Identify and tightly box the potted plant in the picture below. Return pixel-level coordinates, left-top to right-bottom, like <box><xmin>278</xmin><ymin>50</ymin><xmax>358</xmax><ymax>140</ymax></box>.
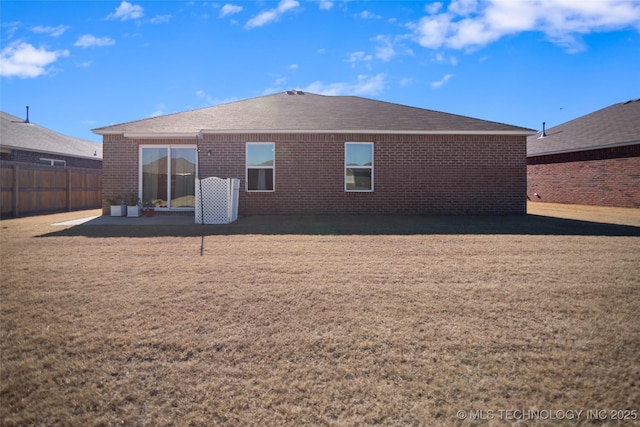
<box><xmin>127</xmin><ymin>197</ymin><xmax>142</xmax><ymax>217</ymax></box>
<box><xmin>142</xmin><ymin>201</ymin><xmax>155</xmax><ymax>217</ymax></box>
<box><xmin>107</xmin><ymin>196</ymin><xmax>126</xmax><ymax>217</ymax></box>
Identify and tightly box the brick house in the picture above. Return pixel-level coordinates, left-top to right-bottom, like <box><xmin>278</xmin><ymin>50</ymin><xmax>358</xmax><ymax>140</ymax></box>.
<box><xmin>527</xmin><ymin>99</ymin><xmax>640</xmax><ymax>208</ymax></box>
<box><xmin>93</xmin><ymin>91</ymin><xmax>533</xmax><ymax>216</ymax></box>
<box><xmin>1</xmin><ymin>110</ymin><xmax>102</xmax><ymax>169</ymax></box>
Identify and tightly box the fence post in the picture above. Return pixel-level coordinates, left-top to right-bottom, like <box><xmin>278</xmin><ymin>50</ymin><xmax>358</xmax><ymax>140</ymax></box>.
<box><xmin>12</xmin><ymin>164</ymin><xmax>19</xmax><ymax>218</ymax></box>
<box><xmin>66</xmin><ymin>168</ymin><xmax>72</xmax><ymax>212</ymax></box>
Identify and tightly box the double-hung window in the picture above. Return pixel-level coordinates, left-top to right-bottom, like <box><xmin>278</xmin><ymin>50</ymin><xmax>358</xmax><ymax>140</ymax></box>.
<box><xmin>345</xmin><ymin>142</ymin><xmax>373</xmax><ymax>192</ymax></box>
<box><xmin>246</xmin><ymin>143</ymin><xmax>275</xmax><ymax>191</ymax></box>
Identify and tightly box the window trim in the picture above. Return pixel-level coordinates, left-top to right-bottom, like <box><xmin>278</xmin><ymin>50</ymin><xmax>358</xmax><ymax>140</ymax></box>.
<box><xmin>246</xmin><ymin>142</ymin><xmax>275</xmax><ymax>192</ymax></box>
<box><xmin>345</xmin><ymin>142</ymin><xmax>374</xmax><ymax>192</ymax></box>
<box><xmin>139</xmin><ymin>144</ymin><xmax>198</xmax><ymax>211</ymax></box>
<box><xmin>38</xmin><ymin>158</ymin><xmax>66</xmax><ymax>167</ymax></box>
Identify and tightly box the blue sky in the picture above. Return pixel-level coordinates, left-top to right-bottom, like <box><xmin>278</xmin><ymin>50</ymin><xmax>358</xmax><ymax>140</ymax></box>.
<box><xmin>1</xmin><ymin>0</ymin><xmax>639</xmax><ymax>143</ymax></box>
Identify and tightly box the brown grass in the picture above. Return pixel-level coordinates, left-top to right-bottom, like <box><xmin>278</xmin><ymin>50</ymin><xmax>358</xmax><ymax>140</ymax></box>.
<box><xmin>1</xmin><ymin>208</ymin><xmax>639</xmax><ymax>426</ymax></box>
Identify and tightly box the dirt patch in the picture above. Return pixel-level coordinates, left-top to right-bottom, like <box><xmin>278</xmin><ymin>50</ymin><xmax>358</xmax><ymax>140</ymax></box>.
<box><xmin>1</xmin><ymin>207</ymin><xmax>639</xmax><ymax>426</ymax></box>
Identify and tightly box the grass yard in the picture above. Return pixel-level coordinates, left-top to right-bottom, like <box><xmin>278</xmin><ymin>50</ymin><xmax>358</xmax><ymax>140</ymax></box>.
<box><xmin>1</xmin><ymin>206</ymin><xmax>639</xmax><ymax>426</ymax></box>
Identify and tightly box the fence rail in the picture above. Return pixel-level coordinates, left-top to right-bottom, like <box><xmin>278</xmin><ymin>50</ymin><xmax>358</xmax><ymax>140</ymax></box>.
<box><xmin>0</xmin><ymin>161</ymin><xmax>102</xmax><ymax>218</ymax></box>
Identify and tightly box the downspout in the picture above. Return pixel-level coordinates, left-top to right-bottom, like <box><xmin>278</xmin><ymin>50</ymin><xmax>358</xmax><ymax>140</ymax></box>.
<box><xmin>196</xmin><ymin>133</ymin><xmax>205</xmax><ymax>256</ymax></box>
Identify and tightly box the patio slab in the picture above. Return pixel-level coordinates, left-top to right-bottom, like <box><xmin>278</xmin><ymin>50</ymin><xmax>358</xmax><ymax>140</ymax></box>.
<box><xmin>66</xmin><ymin>213</ymin><xmax>196</xmax><ymax>226</ymax></box>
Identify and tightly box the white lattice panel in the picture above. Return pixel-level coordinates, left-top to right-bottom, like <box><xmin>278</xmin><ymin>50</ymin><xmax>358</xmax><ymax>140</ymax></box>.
<box><xmin>195</xmin><ymin>177</ymin><xmax>239</xmax><ymax>224</ymax></box>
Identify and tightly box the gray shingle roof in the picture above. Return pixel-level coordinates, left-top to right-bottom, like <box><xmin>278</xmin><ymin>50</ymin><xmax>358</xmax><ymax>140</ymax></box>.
<box><xmin>93</xmin><ymin>92</ymin><xmax>534</xmax><ymax>135</ymax></box>
<box><xmin>1</xmin><ymin>111</ymin><xmax>102</xmax><ymax>160</ymax></box>
<box><xmin>527</xmin><ymin>98</ymin><xmax>640</xmax><ymax>157</ymax></box>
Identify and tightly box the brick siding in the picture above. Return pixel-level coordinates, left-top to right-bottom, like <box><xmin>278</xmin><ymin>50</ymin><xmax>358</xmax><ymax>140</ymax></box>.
<box><xmin>527</xmin><ymin>145</ymin><xmax>640</xmax><ymax>208</ymax></box>
<box><xmin>103</xmin><ymin>133</ymin><xmax>527</xmax><ymax>215</ymax></box>
<box><xmin>1</xmin><ymin>149</ymin><xmax>102</xmax><ymax>169</ymax></box>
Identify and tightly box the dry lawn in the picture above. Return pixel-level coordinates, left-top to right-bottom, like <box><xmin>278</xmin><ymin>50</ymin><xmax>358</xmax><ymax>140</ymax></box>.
<box><xmin>1</xmin><ymin>207</ymin><xmax>639</xmax><ymax>426</ymax></box>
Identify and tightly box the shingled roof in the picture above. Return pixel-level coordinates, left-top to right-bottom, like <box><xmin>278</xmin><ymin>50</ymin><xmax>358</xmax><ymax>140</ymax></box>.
<box><xmin>1</xmin><ymin>111</ymin><xmax>102</xmax><ymax>160</ymax></box>
<box><xmin>93</xmin><ymin>91</ymin><xmax>534</xmax><ymax>136</ymax></box>
<box><xmin>528</xmin><ymin>98</ymin><xmax>640</xmax><ymax>157</ymax></box>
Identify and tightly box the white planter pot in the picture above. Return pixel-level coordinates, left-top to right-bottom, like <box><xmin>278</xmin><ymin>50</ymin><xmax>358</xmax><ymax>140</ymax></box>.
<box><xmin>110</xmin><ymin>205</ymin><xmax>126</xmax><ymax>217</ymax></box>
<box><xmin>127</xmin><ymin>205</ymin><xmax>141</xmax><ymax>217</ymax></box>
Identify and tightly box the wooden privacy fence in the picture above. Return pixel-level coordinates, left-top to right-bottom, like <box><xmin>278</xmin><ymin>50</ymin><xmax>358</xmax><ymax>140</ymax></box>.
<box><xmin>0</xmin><ymin>161</ymin><xmax>102</xmax><ymax>218</ymax></box>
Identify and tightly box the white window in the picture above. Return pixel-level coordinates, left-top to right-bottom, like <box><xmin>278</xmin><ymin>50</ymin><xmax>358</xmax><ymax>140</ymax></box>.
<box><xmin>345</xmin><ymin>142</ymin><xmax>373</xmax><ymax>192</ymax></box>
<box><xmin>38</xmin><ymin>158</ymin><xmax>66</xmax><ymax>167</ymax></box>
<box><xmin>140</xmin><ymin>145</ymin><xmax>197</xmax><ymax>210</ymax></box>
<box><xmin>246</xmin><ymin>143</ymin><xmax>275</xmax><ymax>191</ymax></box>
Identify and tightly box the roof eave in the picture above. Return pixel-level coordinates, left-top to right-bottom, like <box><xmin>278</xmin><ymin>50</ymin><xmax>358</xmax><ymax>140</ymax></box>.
<box><xmin>201</xmin><ymin>129</ymin><xmax>536</xmax><ymax>136</ymax></box>
<box><xmin>96</xmin><ymin>129</ymin><xmax>535</xmax><ymax>138</ymax></box>
<box><xmin>527</xmin><ymin>140</ymin><xmax>640</xmax><ymax>157</ymax></box>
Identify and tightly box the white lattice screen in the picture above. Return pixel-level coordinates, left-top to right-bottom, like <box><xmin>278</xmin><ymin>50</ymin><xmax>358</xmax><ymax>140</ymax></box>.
<box><xmin>195</xmin><ymin>177</ymin><xmax>240</xmax><ymax>224</ymax></box>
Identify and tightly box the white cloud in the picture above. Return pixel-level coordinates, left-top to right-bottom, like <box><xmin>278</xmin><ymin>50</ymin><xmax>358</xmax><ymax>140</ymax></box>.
<box><xmin>413</xmin><ymin>13</ymin><xmax>452</xmax><ymax>49</ymax></box>
<box><xmin>107</xmin><ymin>1</ymin><xmax>144</xmax><ymax>21</ymax></box>
<box><xmin>74</xmin><ymin>34</ymin><xmax>116</xmax><ymax>48</ymax></box>
<box><xmin>2</xmin><ymin>21</ymin><xmax>21</xmax><ymax>40</ymax></box>
<box><xmin>433</xmin><ymin>52</ymin><xmax>458</xmax><ymax>65</ymax></box>
<box><xmin>196</xmin><ymin>90</ymin><xmax>216</xmax><ymax>105</ymax></box>
<box><xmin>345</xmin><ymin>51</ymin><xmax>372</xmax><ymax>68</ymax></box>
<box><xmin>220</xmin><ymin>4</ymin><xmax>243</xmax><ymax>18</ymax></box>
<box><xmin>150</xmin><ymin>15</ymin><xmax>172</xmax><ymax>24</ymax></box>
<box><xmin>150</xmin><ymin>103</ymin><xmax>166</xmax><ymax>117</ymax></box>
<box><xmin>318</xmin><ymin>0</ymin><xmax>333</xmax><ymax>10</ymax></box>
<box><xmin>289</xmin><ymin>63</ymin><xmax>299</xmax><ymax>70</ymax></box>
<box><xmin>303</xmin><ymin>73</ymin><xmax>387</xmax><ymax>96</ymax></box>
<box><xmin>413</xmin><ymin>0</ymin><xmax>640</xmax><ymax>52</ymax></box>
<box><xmin>0</xmin><ymin>42</ymin><xmax>69</xmax><ymax>78</ymax></box>
<box><xmin>425</xmin><ymin>2</ymin><xmax>443</xmax><ymax>14</ymax></box>
<box><xmin>245</xmin><ymin>0</ymin><xmax>300</xmax><ymax>29</ymax></box>
<box><xmin>431</xmin><ymin>73</ymin><xmax>454</xmax><ymax>88</ymax></box>
<box><xmin>373</xmin><ymin>35</ymin><xmax>396</xmax><ymax>61</ymax></box>
<box><xmin>31</xmin><ymin>25</ymin><xmax>70</xmax><ymax>37</ymax></box>
<box><xmin>359</xmin><ymin>11</ymin><xmax>381</xmax><ymax>20</ymax></box>
<box><xmin>449</xmin><ymin>0</ymin><xmax>478</xmax><ymax>16</ymax></box>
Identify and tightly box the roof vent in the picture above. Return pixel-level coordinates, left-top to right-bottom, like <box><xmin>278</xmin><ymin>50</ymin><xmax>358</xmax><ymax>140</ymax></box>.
<box><xmin>295</xmin><ymin>90</ymin><xmax>304</xmax><ymax>95</ymax></box>
<box><xmin>285</xmin><ymin>90</ymin><xmax>305</xmax><ymax>95</ymax></box>
<box><xmin>25</xmin><ymin>106</ymin><xmax>30</xmax><ymax>123</ymax></box>
<box><xmin>286</xmin><ymin>90</ymin><xmax>295</xmax><ymax>95</ymax></box>
<box><xmin>539</xmin><ymin>121</ymin><xmax>547</xmax><ymax>138</ymax></box>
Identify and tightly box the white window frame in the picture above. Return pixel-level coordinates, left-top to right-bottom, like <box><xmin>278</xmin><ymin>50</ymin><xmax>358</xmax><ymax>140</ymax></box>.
<box><xmin>246</xmin><ymin>142</ymin><xmax>275</xmax><ymax>192</ymax></box>
<box><xmin>345</xmin><ymin>142</ymin><xmax>374</xmax><ymax>192</ymax></box>
<box><xmin>139</xmin><ymin>144</ymin><xmax>198</xmax><ymax>211</ymax></box>
<box><xmin>38</xmin><ymin>158</ymin><xmax>66</xmax><ymax>167</ymax></box>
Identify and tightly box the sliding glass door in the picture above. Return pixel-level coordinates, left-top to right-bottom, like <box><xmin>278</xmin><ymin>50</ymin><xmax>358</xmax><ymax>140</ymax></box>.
<box><xmin>141</xmin><ymin>145</ymin><xmax>197</xmax><ymax>209</ymax></box>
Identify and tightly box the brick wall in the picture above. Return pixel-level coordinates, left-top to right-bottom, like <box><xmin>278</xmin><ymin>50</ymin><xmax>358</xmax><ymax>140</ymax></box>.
<box><xmin>1</xmin><ymin>149</ymin><xmax>102</xmax><ymax>169</ymax></box>
<box><xmin>103</xmin><ymin>133</ymin><xmax>527</xmax><ymax>215</ymax></box>
<box><xmin>527</xmin><ymin>145</ymin><xmax>640</xmax><ymax>208</ymax></box>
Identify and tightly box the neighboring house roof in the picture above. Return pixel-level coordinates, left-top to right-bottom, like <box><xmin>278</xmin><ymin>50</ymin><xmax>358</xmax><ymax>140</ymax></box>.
<box><xmin>1</xmin><ymin>111</ymin><xmax>103</xmax><ymax>160</ymax></box>
<box><xmin>93</xmin><ymin>91</ymin><xmax>534</xmax><ymax>137</ymax></box>
<box><xmin>528</xmin><ymin>98</ymin><xmax>640</xmax><ymax>157</ymax></box>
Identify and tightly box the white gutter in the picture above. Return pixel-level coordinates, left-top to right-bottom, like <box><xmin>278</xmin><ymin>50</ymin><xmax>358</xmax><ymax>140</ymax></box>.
<box><xmin>123</xmin><ymin>132</ymin><xmax>200</xmax><ymax>139</ymax></box>
<box><xmin>200</xmin><ymin>129</ymin><xmax>536</xmax><ymax>136</ymax></box>
<box><xmin>94</xmin><ymin>129</ymin><xmax>536</xmax><ymax>138</ymax></box>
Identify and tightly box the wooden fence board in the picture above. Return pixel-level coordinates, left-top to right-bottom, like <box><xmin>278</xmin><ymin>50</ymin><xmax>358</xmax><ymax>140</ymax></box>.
<box><xmin>0</xmin><ymin>161</ymin><xmax>102</xmax><ymax>218</ymax></box>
